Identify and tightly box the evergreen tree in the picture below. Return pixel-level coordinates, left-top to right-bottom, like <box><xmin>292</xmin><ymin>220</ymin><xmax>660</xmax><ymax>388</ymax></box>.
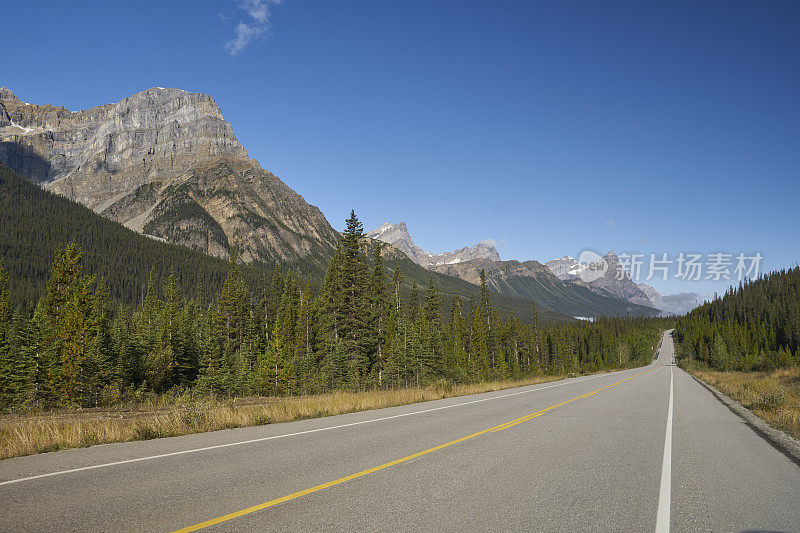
<box><xmin>447</xmin><ymin>295</ymin><xmax>469</xmax><ymax>380</ymax></box>
<box><xmin>421</xmin><ymin>275</ymin><xmax>444</xmax><ymax>380</ymax></box>
<box><xmin>472</xmin><ymin>305</ymin><xmax>490</xmax><ymax>381</ymax></box>
<box><xmin>337</xmin><ymin>211</ymin><xmax>372</xmax><ymax>389</ymax></box>
<box><xmin>369</xmin><ymin>243</ymin><xmax>389</xmax><ymax>386</ymax></box>
<box><xmin>294</xmin><ymin>283</ymin><xmax>314</xmax><ymax>394</ymax></box>
<box><xmin>675</xmin><ymin>266</ymin><xmax>800</xmax><ymax>371</ymax></box>
<box><xmin>198</xmin><ymin>308</ymin><xmax>230</xmax><ymax>396</ymax></box>
<box><xmin>10</xmin><ymin>311</ymin><xmax>46</xmax><ymax>409</ymax></box>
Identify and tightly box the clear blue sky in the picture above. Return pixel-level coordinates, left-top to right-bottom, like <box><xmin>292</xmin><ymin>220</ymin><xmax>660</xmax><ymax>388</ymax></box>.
<box><xmin>4</xmin><ymin>0</ymin><xmax>799</xmax><ymax>296</ymax></box>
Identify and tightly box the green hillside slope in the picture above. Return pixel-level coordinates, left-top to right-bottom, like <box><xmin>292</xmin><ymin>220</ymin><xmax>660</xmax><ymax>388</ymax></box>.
<box><xmin>0</xmin><ymin>161</ymin><xmax>272</xmax><ymax>308</ymax></box>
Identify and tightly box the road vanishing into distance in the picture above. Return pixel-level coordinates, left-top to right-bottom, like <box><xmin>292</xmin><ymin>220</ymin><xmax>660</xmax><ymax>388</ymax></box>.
<box><xmin>2</xmin><ymin>331</ymin><xmax>799</xmax><ymax>532</ymax></box>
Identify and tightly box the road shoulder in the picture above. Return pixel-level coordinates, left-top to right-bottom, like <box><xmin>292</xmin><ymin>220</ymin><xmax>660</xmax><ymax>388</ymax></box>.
<box><xmin>683</xmin><ymin>369</ymin><xmax>800</xmax><ymax>467</ymax></box>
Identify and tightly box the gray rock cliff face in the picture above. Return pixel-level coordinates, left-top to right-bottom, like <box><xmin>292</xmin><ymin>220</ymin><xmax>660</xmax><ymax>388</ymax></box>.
<box><xmin>0</xmin><ymin>86</ymin><xmax>246</xmax><ymax>202</ymax></box>
<box><xmin>637</xmin><ymin>283</ymin><xmax>662</xmax><ymax>307</ymax></box>
<box><xmin>0</xmin><ymin>86</ymin><xmax>338</xmax><ymax>267</ymax></box>
<box><xmin>572</xmin><ymin>251</ymin><xmax>654</xmax><ymax>307</ymax></box>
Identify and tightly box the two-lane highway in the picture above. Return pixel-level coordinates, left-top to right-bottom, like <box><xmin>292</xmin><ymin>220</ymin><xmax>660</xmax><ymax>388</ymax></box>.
<box><xmin>2</xmin><ymin>331</ymin><xmax>799</xmax><ymax>531</ymax></box>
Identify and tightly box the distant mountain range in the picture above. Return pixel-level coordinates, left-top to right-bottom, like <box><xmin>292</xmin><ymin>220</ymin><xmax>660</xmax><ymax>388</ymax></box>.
<box><xmin>368</xmin><ymin>222</ymin><xmax>704</xmax><ymax>316</ymax></box>
<box><xmin>366</xmin><ymin>222</ymin><xmax>500</xmax><ymax>267</ymax></box>
<box><xmin>544</xmin><ymin>256</ymin><xmax>585</xmax><ymax>281</ymax></box>
<box><xmin>431</xmin><ymin>257</ymin><xmax>658</xmax><ymax>318</ymax></box>
<box><xmin>544</xmin><ymin>253</ymin><xmax>702</xmax><ymax>315</ymax></box>
<box><xmin>367</xmin><ymin>222</ymin><xmax>658</xmax><ymax>318</ymax></box>
<box><xmin>546</xmin><ymin>251</ymin><xmax>653</xmax><ymax>307</ymax></box>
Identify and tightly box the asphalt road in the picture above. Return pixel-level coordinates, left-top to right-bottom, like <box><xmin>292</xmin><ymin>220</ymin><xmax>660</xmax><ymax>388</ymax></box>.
<box><xmin>1</xmin><ymin>330</ymin><xmax>799</xmax><ymax>532</ymax></box>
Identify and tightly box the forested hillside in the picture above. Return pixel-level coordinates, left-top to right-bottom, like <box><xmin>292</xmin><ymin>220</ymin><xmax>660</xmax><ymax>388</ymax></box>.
<box><xmin>675</xmin><ymin>267</ymin><xmax>800</xmax><ymax>370</ymax></box>
<box><xmin>0</xmin><ymin>162</ymin><xmax>563</xmax><ymax>323</ymax></box>
<box><xmin>0</xmin><ymin>211</ymin><xmax>670</xmax><ymax>411</ymax></box>
<box><xmin>0</xmin><ymin>161</ymin><xmax>275</xmax><ymax>308</ymax></box>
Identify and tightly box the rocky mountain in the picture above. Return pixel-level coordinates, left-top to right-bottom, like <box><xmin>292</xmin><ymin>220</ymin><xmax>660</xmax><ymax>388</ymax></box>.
<box><xmin>637</xmin><ymin>284</ymin><xmax>663</xmax><ymax>307</ymax></box>
<box><xmin>545</xmin><ymin>256</ymin><xmax>583</xmax><ymax>281</ymax></box>
<box><xmin>432</xmin><ymin>258</ymin><xmax>552</xmax><ymax>287</ymax></box>
<box><xmin>432</xmin><ymin>257</ymin><xmax>658</xmax><ymax>317</ymax></box>
<box><xmin>546</xmin><ymin>251</ymin><xmax>705</xmax><ymax>315</ymax></box>
<box><xmin>545</xmin><ymin>251</ymin><xmax>654</xmax><ymax>307</ymax></box>
<box><xmin>571</xmin><ymin>250</ymin><xmax>654</xmax><ymax>307</ymax></box>
<box><xmin>366</xmin><ymin>222</ymin><xmax>500</xmax><ymax>268</ymax></box>
<box><xmin>366</xmin><ymin>222</ymin><xmax>656</xmax><ymax>317</ymax></box>
<box><xmin>0</xmin><ymin>86</ymin><xmax>339</xmax><ymax>269</ymax></box>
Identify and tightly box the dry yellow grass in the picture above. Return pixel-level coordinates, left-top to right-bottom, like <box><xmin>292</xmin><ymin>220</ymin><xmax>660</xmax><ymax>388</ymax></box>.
<box><xmin>683</xmin><ymin>363</ymin><xmax>800</xmax><ymax>440</ymax></box>
<box><xmin>0</xmin><ymin>373</ymin><xmax>607</xmax><ymax>460</ymax></box>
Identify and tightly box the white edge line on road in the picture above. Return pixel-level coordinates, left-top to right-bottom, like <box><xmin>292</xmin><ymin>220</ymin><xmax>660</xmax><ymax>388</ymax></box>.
<box><xmin>0</xmin><ymin>368</ymin><xmax>638</xmax><ymax>487</ymax></box>
<box><xmin>655</xmin><ymin>363</ymin><xmax>674</xmax><ymax>533</ymax></box>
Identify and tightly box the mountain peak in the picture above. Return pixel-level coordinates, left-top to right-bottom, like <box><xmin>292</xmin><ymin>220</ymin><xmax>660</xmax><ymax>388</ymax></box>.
<box><xmin>545</xmin><ymin>256</ymin><xmax>583</xmax><ymax>280</ymax></box>
<box><xmin>366</xmin><ymin>222</ymin><xmax>411</xmax><ymax>241</ymax></box>
<box><xmin>147</xmin><ymin>86</ymin><xmax>186</xmax><ymax>92</ymax></box>
<box><xmin>0</xmin><ymin>86</ymin><xmax>18</xmax><ymax>101</ymax></box>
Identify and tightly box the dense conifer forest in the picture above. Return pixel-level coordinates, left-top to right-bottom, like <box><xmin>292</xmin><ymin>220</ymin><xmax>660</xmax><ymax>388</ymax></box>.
<box><xmin>675</xmin><ymin>266</ymin><xmax>800</xmax><ymax>370</ymax></box>
<box><xmin>0</xmin><ymin>211</ymin><xmax>670</xmax><ymax>412</ymax></box>
<box><xmin>0</xmin><ymin>161</ymin><xmax>274</xmax><ymax>309</ymax></box>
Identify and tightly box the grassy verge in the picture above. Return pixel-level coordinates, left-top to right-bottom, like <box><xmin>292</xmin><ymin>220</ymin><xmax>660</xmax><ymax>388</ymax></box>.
<box><xmin>679</xmin><ymin>360</ymin><xmax>800</xmax><ymax>441</ymax></box>
<box><xmin>0</xmin><ymin>370</ymin><xmax>631</xmax><ymax>460</ymax></box>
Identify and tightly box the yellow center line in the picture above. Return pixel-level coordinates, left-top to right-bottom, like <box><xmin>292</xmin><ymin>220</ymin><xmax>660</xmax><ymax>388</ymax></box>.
<box><xmin>173</xmin><ymin>366</ymin><xmax>655</xmax><ymax>532</ymax></box>
<box><xmin>489</xmin><ymin>369</ymin><xmax>650</xmax><ymax>432</ymax></box>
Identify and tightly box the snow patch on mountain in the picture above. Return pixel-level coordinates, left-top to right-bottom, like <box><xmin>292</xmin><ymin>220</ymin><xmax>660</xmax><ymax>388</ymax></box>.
<box><xmin>546</xmin><ymin>256</ymin><xmax>585</xmax><ymax>280</ymax></box>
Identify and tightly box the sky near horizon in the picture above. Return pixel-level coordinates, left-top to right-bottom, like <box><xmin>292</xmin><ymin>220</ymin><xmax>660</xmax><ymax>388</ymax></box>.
<box><xmin>3</xmin><ymin>0</ymin><xmax>799</xmax><ymax>297</ymax></box>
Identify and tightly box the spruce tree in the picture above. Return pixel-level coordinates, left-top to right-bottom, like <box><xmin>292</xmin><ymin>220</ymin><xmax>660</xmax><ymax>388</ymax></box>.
<box><xmin>421</xmin><ymin>275</ymin><xmax>444</xmax><ymax>380</ymax></box>
<box><xmin>369</xmin><ymin>243</ymin><xmax>389</xmax><ymax>386</ymax></box>
<box><xmin>295</xmin><ymin>283</ymin><xmax>314</xmax><ymax>394</ymax></box>
<box><xmin>10</xmin><ymin>311</ymin><xmax>46</xmax><ymax>409</ymax></box>
<box><xmin>198</xmin><ymin>307</ymin><xmax>230</xmax><ymax>396</ymax></box>
<box><xmin>472</xmin><ymin>305</ymin><xmax>490</xmax><ymax>381</ymax></box>
<box><xmin>337</xmin><ymin>211</ymin><xmax>372</xmax><ymax>389</ymax></box>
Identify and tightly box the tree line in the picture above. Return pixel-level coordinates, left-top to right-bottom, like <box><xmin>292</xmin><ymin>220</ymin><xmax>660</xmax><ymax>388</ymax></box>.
<box><xmin>674</xmin><ymin>266</ymin><xmax>800</xmax><ymax>371</ymax></box>
<box><xmin>0</xmin><ymin>211</ymin><xmax>669</xmax><ymax>411</ymax></box>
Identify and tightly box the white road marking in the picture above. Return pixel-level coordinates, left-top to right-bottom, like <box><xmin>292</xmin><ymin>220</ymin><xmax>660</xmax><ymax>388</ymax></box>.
<box><xmin>655</xmin><ymin>363</ymin><xmax>674</xmax><ymax>533</ymax></box>
<box><xmin>0</xmin><ymin>370</ymin><xmax>630</xmax><ymax>487</ymax></box>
